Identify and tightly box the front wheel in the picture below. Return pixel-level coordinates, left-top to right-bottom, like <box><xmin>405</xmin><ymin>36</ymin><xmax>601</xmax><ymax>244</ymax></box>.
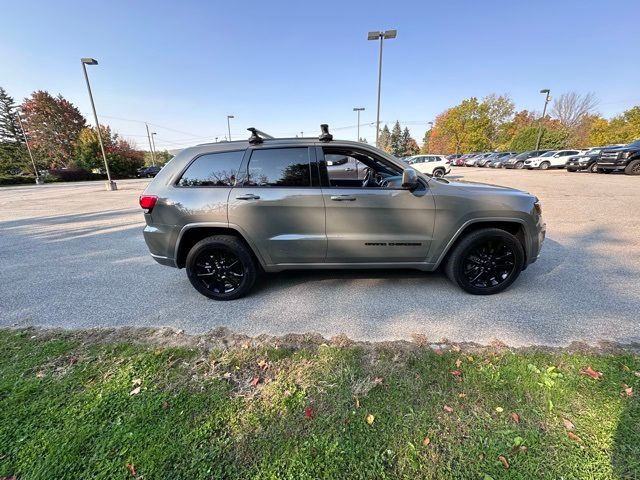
<box><xmin>186</xmin><ymin>235</ymin><xmax>257</xmax><ymax>300</ymax></box>
<box><xmin>539</xmin><ymin>162</ymin><xmax>550</xmax><ymax>170</ymax></box>
<box><xmin>589</xmin><ymin>162</ymin><xmax>599</xmax><ymax>173</ymax></box>
<box><xmin>432</xmin><ymin>168</ymin><xmax>445</xmax><ymax>178</ymax></box>
<box><xmin>444</xmin><ymin>228</ymin><xmax>525</xmax><ymax>295</ymax></box>
<box><xmin>514</xmin><ymin>161</ymin><xmax>524</xmax><ymax>169</ymax></box>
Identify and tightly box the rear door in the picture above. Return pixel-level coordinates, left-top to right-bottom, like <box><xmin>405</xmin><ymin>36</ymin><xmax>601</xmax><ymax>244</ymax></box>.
<box><xmin>228</xmin><ymin>146</ymin><xmax>326</xmax><ymax>265</ymax></box>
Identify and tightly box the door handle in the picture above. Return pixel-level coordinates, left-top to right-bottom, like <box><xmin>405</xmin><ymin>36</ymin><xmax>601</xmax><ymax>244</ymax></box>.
<box><xmin>330</xmin><ymin>195</ymin><xmax>356</xmax><ymax>201</ymax></box>
<box><xmin>344</xmin><ymin>167</ymin><xmax>354</xmax><ymax>172</ymax></box>
<box><xmin>235</xmin><ymin>194</ymin><xmax>261</xmax><ymax>200</ymax></box>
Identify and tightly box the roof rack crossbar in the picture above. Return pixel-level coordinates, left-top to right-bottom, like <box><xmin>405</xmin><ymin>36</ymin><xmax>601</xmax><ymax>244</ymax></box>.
<box><xmin>318</xmin><ymin>124</ymin><xmax>333</xmax><ymax>142</ymax></box>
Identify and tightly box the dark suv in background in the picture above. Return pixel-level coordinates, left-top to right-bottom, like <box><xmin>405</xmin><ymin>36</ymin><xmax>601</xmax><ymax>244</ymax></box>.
<box><xmin>596</xmin><ymin>140</ymin><xmax>640</xmax><ymax>175</ymax></box>
<box><xmin>503</xmin><ymin>150</ymin><xmax>552</xmax><ymax>169</ymax></box>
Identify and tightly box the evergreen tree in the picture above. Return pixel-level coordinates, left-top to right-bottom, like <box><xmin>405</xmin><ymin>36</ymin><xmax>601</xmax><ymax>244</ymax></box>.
<box><xmin>0</xmin><ymin>87</ymin><xmax>29</xmax><ymax>174</ymax></box>
<box><xmin>378</xmin><ymin>124</ymin><xmax>391</xmax><ymax>152</ymax></box>
<box><xmin>401</xmin><ymin>127</ymin><xmax>412</xmax><ymax>155</ymax></box>
<box><xmin>390</xmin><ymin>121</ymin><xmax>404</xmax><ymax>156</ymax></box>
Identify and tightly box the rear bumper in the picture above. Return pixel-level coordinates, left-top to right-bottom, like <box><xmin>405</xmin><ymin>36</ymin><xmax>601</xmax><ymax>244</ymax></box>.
<box><xmin>143</xmin><ymin>224</ymin><xmax>179</xmax><ymax>268</ymax></box>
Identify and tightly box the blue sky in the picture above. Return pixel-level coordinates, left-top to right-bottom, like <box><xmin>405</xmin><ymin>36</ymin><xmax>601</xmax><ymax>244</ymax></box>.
<box><xmin>1</xmin><ymin>0</ymin><xmax>638</xmax><ymax>150</ymax></box>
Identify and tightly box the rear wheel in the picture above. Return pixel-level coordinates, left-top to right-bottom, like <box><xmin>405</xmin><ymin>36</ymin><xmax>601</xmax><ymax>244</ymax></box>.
<box><xmin>624</xmin><ymin>159</ymin><xmax>640</xmax><ymax>175</ymax></box>
<box><xmin>589</xmin><ymin>162</ymin><xmax>599</xmax><ymax>173</ymax></box>
<box><xmin>186</xmin><ymin>235</ymin><xmax>257</xmax><ymax>300</ymax></box>
<box><xmin>539</xmin><ymin>161</ymin><xmax>550</xmax><ymax>170</ymax></box>
<box><xmin>432</xmin><ymin>168</ymin><xmax>445</xmax><ymax>178</ymax></box>
<box><xmin>515</xmin><ymin>161</ymin><xmax>524</xmax><ymax>169</ymax></box>
<box><xmin>444</xmin><ymin>228</ymin><xmax>524</xmax><ymax>295</ymax></box>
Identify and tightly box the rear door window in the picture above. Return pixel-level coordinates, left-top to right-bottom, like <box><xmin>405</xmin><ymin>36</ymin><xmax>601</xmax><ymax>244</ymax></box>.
<box><xmin>246</xmin><ymin>148</ymin><xmax>311</xmax><ymax>187</ymax></box>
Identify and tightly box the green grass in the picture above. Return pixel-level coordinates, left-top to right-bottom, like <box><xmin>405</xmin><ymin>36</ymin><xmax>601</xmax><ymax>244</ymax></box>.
<box><xmin>0</xmin><ymin>329</ymin><xmax>638</xmax><ymax>479</ymax></box>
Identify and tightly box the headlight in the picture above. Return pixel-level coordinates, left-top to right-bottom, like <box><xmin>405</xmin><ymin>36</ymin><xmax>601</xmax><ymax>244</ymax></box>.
<box><xmin>534</xmin><ymin>200</ymin><xmax>542</xmax><ymax>215</ymax></box>
<box><xmin>619</xmin><ymin>152</ymin><xmax>630</xmax><ymax>159</ymax></box>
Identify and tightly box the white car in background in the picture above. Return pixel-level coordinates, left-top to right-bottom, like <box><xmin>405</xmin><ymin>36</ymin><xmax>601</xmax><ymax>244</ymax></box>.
<box><xmin>524</xmin><ymin>149</ymin><xmax>584</xmax><ymax>170</ymax></box>
<box><xmin>406</xmin><ymin>154</ymin><xmax>451</xmax><ymax>177</ymax></box>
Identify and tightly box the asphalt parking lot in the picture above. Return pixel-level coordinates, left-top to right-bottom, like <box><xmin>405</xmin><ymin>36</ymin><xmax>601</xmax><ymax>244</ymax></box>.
<box><xmin>1</xmin><ymin>170</ymin><xmax>639</xmax><ymax>347</ymax></box>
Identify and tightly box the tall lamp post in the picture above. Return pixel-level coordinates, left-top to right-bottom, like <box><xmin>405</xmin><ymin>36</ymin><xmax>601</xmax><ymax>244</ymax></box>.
<box><xmin>367</xmin><ymin>29</ymin><xmax>397</xmax><ymax>147</ymax></box>
<box><xmin>81</xmin><ymin>57</ymin><xmax>116</xmax><ymax>191</ymax></box>
<box><xmin>151</xmin><ymin>132</ymin><xmax>158</xmax><ymax>160</ymax></box>
<box><xmin>227</xmin><ymin>115</ymin><xmax>234</xmax><ymax>142</ymax></box>
<box><xmin>353</xmin><ymin>107</ymin><xmax>365</xmax><ymax>141</ymax></box>
<box><xmin>145</xmin><ymin>123</ymin><xmax>156</xmax><ymax>166</ymax></box>
<box><xmin>535</xmin><ymin>89</ymin><xmax>552</xmax><ymax>151</ymax></box>
<box><xmin>15</xmin><ymin>109</ymin><xmax>43</xmax><ymax>184</ymax></box>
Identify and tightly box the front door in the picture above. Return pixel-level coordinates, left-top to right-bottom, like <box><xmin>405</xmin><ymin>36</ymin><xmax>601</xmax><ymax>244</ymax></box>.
<box><xmin>228</xmin><ymin>146</ymin><xmax>326</xmax><ymax>265</ymax></box>
<box><xmin>319</xmin><ymin>146</ymin><xmax>436</xmax><ymax>263</ymax></box>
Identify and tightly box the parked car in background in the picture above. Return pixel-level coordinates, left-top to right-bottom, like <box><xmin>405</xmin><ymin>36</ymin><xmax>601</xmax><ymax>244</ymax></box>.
<box><xmin>407</xmin><ymin>154</ymin><xmax>451</xmax><ymax>177</ymax></box>
<box><xmin>485</xmin><ymin>152</ymin><xmax>517</xmax><ymax>168</ymax></box>
<box><xmin>446</xmin><ymin>154</ymin><xmax>463</xmax><ymax>163</ymax></box>
<box><xmin>137</xmin><ymin>165</ymin><xmax>162</xmax><ymax>178</ymax></box>
<box><xmin>503</xmin><ymin>150</ymin><xmax>552</xmax><ymax>169</ymax></box>
<box><xmin>596</xmin><ymin>139</ymin><xmax>640</xmax><ymax>175</ymax></box>
<box><xmin>477</xmin><ymin>153</ymin><xmax>501</xmax><ymax>167</ymax></box>
<box><xmin>466</xmin><ymin>152</ymin><xmax>493</xmax><ymax>167</ymax></box>
<box><xmin>454</xmin><ymin>153</ymin><xmax>476</xmax><ymax>166</ymax></box>
<box><xmin>525</xmin><ymin>150</ymin><xmax>583</xmax><ymax>170</ymax></box>
<box><xmin>490</xmin><ymin>152</ymin><xmax>518</xmax><ymax>168</ymax></box>
<box><xmin>565</xmin><ymin>145</ymin><xmax>623</xmax><ymax>173</ymax></box>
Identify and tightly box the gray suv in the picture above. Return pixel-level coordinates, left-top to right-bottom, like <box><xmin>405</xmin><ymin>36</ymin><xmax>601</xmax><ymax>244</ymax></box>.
<box><xmin>140</xmin><ymin>126</ymin><xmax>545</xmax><ymax>300</ymax></box>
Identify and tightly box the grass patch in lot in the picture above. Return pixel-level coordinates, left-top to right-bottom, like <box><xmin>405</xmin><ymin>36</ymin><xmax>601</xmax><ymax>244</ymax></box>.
<box><xmin>0</xmin><ymin>329</ymin><xmax>638</xmax><ymax>479</ymax></box>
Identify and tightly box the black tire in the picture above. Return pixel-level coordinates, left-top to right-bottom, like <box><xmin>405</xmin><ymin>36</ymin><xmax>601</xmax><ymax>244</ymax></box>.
<box><xmin>444</xmin><ymin>228</ymin><xmax>525</xmax><ymax>295</ymax></box>
<box><xmin>186</xmin><ymin>235</ymin><xmax>257</xmax><ymax>300</ymax></box>
<box><xmin>432</xmin><ymin>168</ymin><xmax>445</xmax><ymax>178</ymax></box>
<box><xmin>567</xmin><ymin>167</ymin><xmax>577</xmax><ymax>172</ymax></box>
<box><xmin>515</xmin><ymin>161</ymin><xmax>524</xmax><ymax>169</ymax></box>
<box><xmin>589</xmin><ymin>162</ymin><xmax>599</xmax><ymax>173</ymax></box>
<box><xmin>539</xmin><ymin>161</ymin><xmax>550</xmax><ymax>170</ymax></box>
<box><xmin>624</xmin><ymin>159</ymin><xmax>640</xmax><ymax>175</ymax></box>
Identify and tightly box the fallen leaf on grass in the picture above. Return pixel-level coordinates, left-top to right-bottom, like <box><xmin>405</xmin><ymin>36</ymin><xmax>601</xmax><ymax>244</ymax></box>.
<box><xmin>495</xmin><ymin>406</ymin><xmax>504</xmax><ymax>413</ymax></box>
<box><xmin>580</xmin><ymin>366</ymin><xmax>603</xmax><ymax>380</ymax></box>
<box><xmin>129</xmin><ymin>386</ymin><xmax>141</xmax><ymax>396</ymax></box>
<box><xmin>423</xmin><ymin>437</ymin><xmax>431</xmax><ymax>446</ymax></box>
<box><xmin>562</xmin><ymin>418</ymin><xmax>575</xmax><ymax>431</ymax></box>
<box><xmin>511</xmin><ymin>412</ymin><xmax>520</xmax><ymax>424</ymax></box>
<box><xmin>68</xmin><ymin>356</ymin><xmax>78</xmax><ymax>366</ymax></box>
<box><xmin>498</xmin><ymin>455</ymin><xmax>509</xmax><ymax>469</ymax></box>
<box><xmin>458</xmin><ymin>393</ymin><xmax>466</xmax><ymax>398</ymax></box>
<box><xmin>162</xmin><ymin>401</ymin><xmax>170</xmax><ymax>410</ymax></box>
<box><xmin>455</xmin><ymin>358</ymin><xmax>462</xmax><ymax>368</ymax></box>
<box><xmin>304</xmin><ymin>407</ymin><xmax>314</xmax><ymax>419</ymax></box>
<box><xmin>567</xmin><ymin>432</ymin><xmax>582</xmax><ymax>442</ymax></box>
<box><xmin>131</xmin><ymin>378</ymin><xmax>142</xmax><ymax>386</ymax></box>
<box><xmin>623</xmin><ymin>386</ymin><xmax>633</xmax><ymax>397</ymax></box>
<box><xmin>354</xmin><ymin>396</ymin><xmax>360</xmax><ymax>409</ymax></box>
<box><xmin>257</xmin><ymin>359</ymin><xmax>268</xmax><ymax>371</ymax></box>
<box><xmin>452</xmin><ymin>345</ymin><xmax>461</xmax><ymax>352</ymax></box>
<box><xmin>366</xmin><ymin>414</ymin><xmax>375</xmax><ymax>425</ymax></box>
<box><xmin>451</xmin><ymin>370</ymin><xmax>462</xmax><ymax>378</ymax></box>
<box><xmin>373</xmin><ymin>377</ymin><xmax>384</xmax><ymax>385</ymax></box>
<box><xmin>634</xmin><ymin>371</ymin><xmax>640</xmax><ymax>378</ymax></box>
<box><xmin>443</xmin><ymin>405</ymin><xmax>453</xmax><ymax>413</ymax></box>
<box><xmin>250</xmin><ymin>376</ymin><xmax>260</xmax><ymax>387</ymax></box>
<box><xmin>126</xmin><ymin>463</ymin><xmax>137</xmax><ymax>477</ymax></box>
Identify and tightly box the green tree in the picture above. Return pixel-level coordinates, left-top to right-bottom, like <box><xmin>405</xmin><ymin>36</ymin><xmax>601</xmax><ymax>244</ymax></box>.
<box><xmin>378</xmin><ymin>124</ymin><xmax>391</xmax><ymax>152</ymax></box>
<box><xmin>144</xmin><ymin>150</ymin><xmax>173</xmax><ymax>166</ymax></box>
<box><xmin>509</xmin><ymin>125</ymin><xmax>569</xmax><ymax>151</ymax></box>
<box><xmin>0</xmin><ymin>87</ymin><xmax>30</xmax><ymax>174</ymax></box>
<box><xmin>389</xmin><ymin>121</ymin><xmax>404</xmax><ymax>156</ymax></box>
<box><xmin>20</xmin><ymin>91</ymin><xmax>86</xmax><ymax>168</ymax></box>
<box><xmin>75</xmin><ymin>126</ymin><xmax>144</xmax><ymax>177</ymax></box>
<box><xmin>482</xmin><ymin>94</ymin><xmax>515</xmax><ymax>145</ymax></box>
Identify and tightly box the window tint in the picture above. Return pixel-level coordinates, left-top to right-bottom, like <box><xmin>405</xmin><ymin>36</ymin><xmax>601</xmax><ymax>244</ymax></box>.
<box><xmin>178</xmin><ymin>150</ymin><xmax>244</xmax><ymax>187</ymax></box>
<box><xmin>247</xmin><ymin>148</ymin><xmax>311</xmax><ymax>187</ymax></box>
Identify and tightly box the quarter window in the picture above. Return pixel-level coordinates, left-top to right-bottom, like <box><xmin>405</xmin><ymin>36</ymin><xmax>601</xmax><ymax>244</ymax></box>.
<box><xmin>178</xmin><ymin>150</ymin><xmax>244</xmax><ymax>187</ymax></box>
<box><xmin>246</xmin><ymin>148</ymin><xmax>311</xmax><ymax>187</ymax></box>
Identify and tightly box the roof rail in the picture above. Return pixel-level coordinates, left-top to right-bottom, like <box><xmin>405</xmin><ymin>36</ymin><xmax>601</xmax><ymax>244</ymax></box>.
<box><xmin>247</xmin><ymin>127</ymin><xmax>275</xmax><ymax>144</ymax></box>
<box><xmin>318</xmin><ymin>124</ymin><xmax>333</xmax><ymax>142</ymax></box>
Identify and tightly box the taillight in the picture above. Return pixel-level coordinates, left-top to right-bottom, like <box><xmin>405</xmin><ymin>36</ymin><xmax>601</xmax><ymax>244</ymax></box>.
<box><xmin>139</xmin><ymin>195</ymin><xmax>158</xmax><ymax>211</ymax></box>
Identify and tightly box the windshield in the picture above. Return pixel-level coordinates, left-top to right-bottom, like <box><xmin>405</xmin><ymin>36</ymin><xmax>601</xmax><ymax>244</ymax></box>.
<box><xmin>540</xmin><ymin>151</ymin><xmax>557</xmax><ymax>157</ymax></box>
<box><xmin>514</xmin><ymin>152</ymin><xmax>530</xmax><ymax>160</ymax></box>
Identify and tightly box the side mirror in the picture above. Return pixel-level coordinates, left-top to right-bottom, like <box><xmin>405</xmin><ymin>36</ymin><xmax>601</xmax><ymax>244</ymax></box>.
<box><xmin>402</xmin><ymin>168</ymin><xmax>419</xmax><ymax>189</ymax></box>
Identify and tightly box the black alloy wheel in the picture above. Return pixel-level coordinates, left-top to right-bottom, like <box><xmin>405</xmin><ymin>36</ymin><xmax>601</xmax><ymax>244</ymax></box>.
<box><xmin>444</xmin><ymin>228</ymin><xmax>524</xmax><ymax>295</ymax></box>
<box><xmin>186</xmin><ymin>235</ymin><xmax>257</xmax><ymax>300</ymax></box>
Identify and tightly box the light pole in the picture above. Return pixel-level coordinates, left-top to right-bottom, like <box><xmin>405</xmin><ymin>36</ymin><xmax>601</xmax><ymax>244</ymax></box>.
<box><xmin>353</xmin><ymin>107</ymin><xmax>365</xmax><ymax>141</ymax></box>
<box><xmin>535</xmin><ymin>89</ymin><xmax>552</xmax><ymax>151</ymax></box>
<box><xmin>145</xmin><ymin>123</ymin><xmax>156</xmax><ymax>166</ymax></box>
<box><xmin>227</xmin><ymin>115</ymin><xmax>234</xmax><ymax>142</ymax></box>
<box><xmin>426</xmin><ymin>121</ymin><xmax>434</xmax><ymax>153</ymax></box>
<box><xmin>151</xmin><ymin>132</ymin><xmax>158</xmax><ymax>161</ymax></box>
<box><xmin>15</xmin><ymin>109</ymin><xmax>43</xmax><ymax>184</ymax></box>
<box><xmin>81</xmin><ymin>57</ymin><xmax>116</xmax><ymax>191</ymax></box>
<box><xmin>367</xmin><ymin>29</ymin><xmax>397</xmax><ymax>147</ymax></box>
